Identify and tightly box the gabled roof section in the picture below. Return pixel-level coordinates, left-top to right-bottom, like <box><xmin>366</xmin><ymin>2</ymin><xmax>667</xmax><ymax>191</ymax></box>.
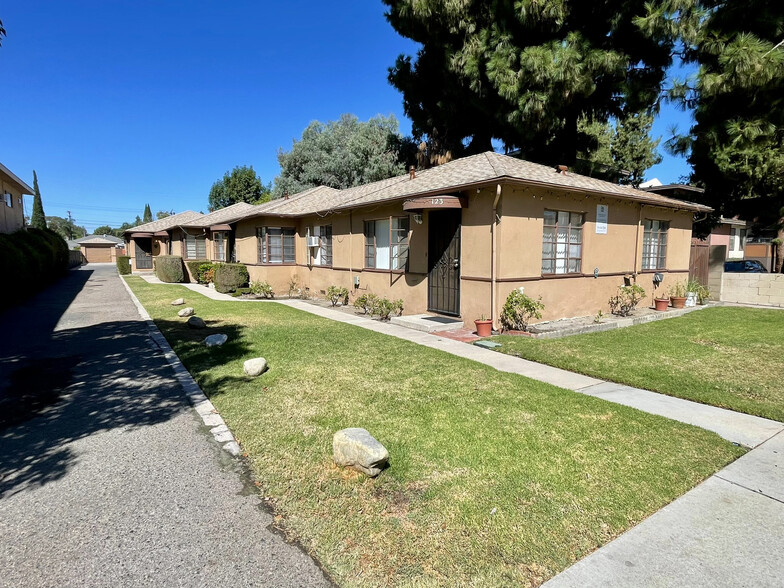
<box><xmin>77</xmin><ymin>234</ymin><xmax>124</xmax><ymax>245</ymax></box>
<box><xmin>123</xmin><ymin>210</ymin><xmax>204</xmax><ymax>234</ymax></box>
<box><xmin>182</xmin><ymin>202</ymin><xmax>257</xmax><ymax>227</ymax></box>
<box><xmin>0</xmin><ymin>162</ymin><xmax>35</xmax><ymax>194</ymax></box>
<box><xmin>245</xmin><ymin>185</ymin><xmax>341</xmax><ymax>218</ymax></box>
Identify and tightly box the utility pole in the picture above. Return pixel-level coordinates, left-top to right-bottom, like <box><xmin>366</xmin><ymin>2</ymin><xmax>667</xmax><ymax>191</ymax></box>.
<box><xmin>66</xmin><ymin>210</ymin><xmax>74</xmax><ymax>240</ymax></box>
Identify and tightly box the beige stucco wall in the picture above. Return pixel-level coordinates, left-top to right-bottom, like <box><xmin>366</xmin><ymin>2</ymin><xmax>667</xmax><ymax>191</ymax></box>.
<box><xmin>0</xmin><ymin>175</ymin><xmax>26</xmax><ymax>234</ymax></box>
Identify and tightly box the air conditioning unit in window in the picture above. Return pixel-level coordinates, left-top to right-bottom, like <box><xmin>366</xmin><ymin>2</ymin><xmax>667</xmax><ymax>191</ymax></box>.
<box><xmin>306</xmin><ymin>236</ymin><xmax>320</xmax><ymax>247</ymax></box>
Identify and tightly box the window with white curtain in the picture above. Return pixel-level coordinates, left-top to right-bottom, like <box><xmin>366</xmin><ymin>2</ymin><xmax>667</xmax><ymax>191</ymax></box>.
<box><xmin>185</xmin><ymin>233</ymin><xmax>206</xmax><ymax>259</ymax></box>
<box><xmin>257</xmin><ymin>227</ymin><xmax>295</xmax><ymax>264</ymax></box>
<box><xmin>313</xmin><ymin>225</ymin><xmax>332</xmax><ymax>266</ymax></box>
<box><xmin>542</xmin><ymin>210</ymin><xmax>583</xmax><ymax>275</ymax></box>
<box><xmin>213</xmin><ymin>231</ymin><xmax>228</xmax><ymax>262</ymax></box>
<box><xmin>642</xmin><ymin>220</ymin><xmax>669</xmax><ymax>270</ymax></box>
<box><xmin>364</xmin><ymin>217</ymin><xmax>409</xmax><ymax>270</ymax></box>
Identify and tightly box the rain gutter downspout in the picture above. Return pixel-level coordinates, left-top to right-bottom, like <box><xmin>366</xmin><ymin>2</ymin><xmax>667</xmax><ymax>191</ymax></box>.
<box><xmin>491</xmin><ymin>184</ymin><xmax>502</xmax><ymax>330</ymax></box>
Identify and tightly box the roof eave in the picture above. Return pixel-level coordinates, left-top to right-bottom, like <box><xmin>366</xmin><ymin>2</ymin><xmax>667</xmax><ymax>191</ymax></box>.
<box><xmin>0</xmin><ymin>162</ymin><xmax>35</xmax><ymax>194</ymax></box>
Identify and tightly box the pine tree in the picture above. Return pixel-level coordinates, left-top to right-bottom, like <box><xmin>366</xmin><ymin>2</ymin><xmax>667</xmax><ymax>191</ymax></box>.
<box><xmin>30</xmin><ymin>170</ymin><xmax>47</xmax><ymax>230</ymax></box>
<box><xmin>142</xmin><ymin>203</ymin><xmax>153</xmax><ymax>223</ymax></box>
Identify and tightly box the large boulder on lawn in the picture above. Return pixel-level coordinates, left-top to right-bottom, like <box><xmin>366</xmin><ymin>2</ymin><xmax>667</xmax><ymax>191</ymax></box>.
<box><xmin>171</xmin><ymin>298</ymin><xmax>185</xmax><ymax>306</ymax></box>
<box><xmin>333</xmin><ymin>428</ymin><xmax>389</xmax><ymax>477</ymax></box>
<box><xmin>243</xmin><ymin>357</ymin><xmax>268</xmax><ymax>377</ymax></box>
<box><xmin>178</xmin><ymin>307</ymin><xmax>195</xmax><ymax>317</ymax></box>
<box><xmin>187</xmin><ymin>316</ymin><xmax>206</xmax><ymax>329</ymax></box>
<box><xmin>204</xmin><ymin>334</ymin><xmax>228</xmax><ymax>347</ymax></box>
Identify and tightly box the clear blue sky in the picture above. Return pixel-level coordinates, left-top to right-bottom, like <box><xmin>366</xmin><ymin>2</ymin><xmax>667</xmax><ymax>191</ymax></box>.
<box><xmin>1</xmin><ymin>1</ymin><xmax>692</xmax><ymax>232</ymax></box>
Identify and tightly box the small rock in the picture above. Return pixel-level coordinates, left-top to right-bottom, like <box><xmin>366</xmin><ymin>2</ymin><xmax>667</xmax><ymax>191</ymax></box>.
<box><xmin>187</xmin><ymin>316</ymin><xmax>206</xmax><ymax>329</ymax></box>
<box><xmin>204</xmin><ymin>334</ymin><xmax>228</xmax><ymax>347</ymax></box>
<box><xmin>243</xmin><ymin>357</ymin><xmax>268</xmax><ymax>377</ymax></box>
<box><xmin>171</xmin><ymin>298</ymin><xmax>185</xmax><ymax>306</ymax></box>
<box><xmin>178</xmin><ymin>307</ymin><xmax>195</xmax><ymax>317</ymax></box>
<box><xmin>333</xmin><ymin>428</ymin><xmax>389</xmax><ymax>477</ymax></box>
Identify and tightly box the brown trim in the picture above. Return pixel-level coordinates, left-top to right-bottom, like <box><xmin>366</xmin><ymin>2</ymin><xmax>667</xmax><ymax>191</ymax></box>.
<box><xmin>403</xmin><ymin>195</ymin><xmax>467</xmax><ymax>211</ymax></box>
<box><xmin>640</xmin><ymin>269</ymin><xmax>688</xmax><ymax>274</ymax></box>
<box><xmin>462</xmin><ymin>271</ymin><xmax>638</xmax><ymax>283</ymax></box>
<box><xmin>244</xmin><ymin>262</ymin><xmax>298</xmax><ymax>267</ymax></box>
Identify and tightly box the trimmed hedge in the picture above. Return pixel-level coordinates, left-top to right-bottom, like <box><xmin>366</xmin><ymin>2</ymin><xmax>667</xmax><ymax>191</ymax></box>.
<box><xmin>154</xmin><ymin>255</ymin><xmax>186</xmax><ymax>283</ymax></box>
<box><xmin>117</xmin><ymin>256</ymin><xmax>131</xmax><ymax>275</ymax></box>
<box><xmin>0</xmin><ymin>227</ymin><xmax>69</xmax><ymax>306</ymax></box>
<box><xmin>185</xmin><ymin>259</ymin><xmax>210</xmax><ymax>283</ymax></box>
<box><xmin>214</xmin><ymin>263</ymin><xmax>249</xmax><ymax>293</ymax></box>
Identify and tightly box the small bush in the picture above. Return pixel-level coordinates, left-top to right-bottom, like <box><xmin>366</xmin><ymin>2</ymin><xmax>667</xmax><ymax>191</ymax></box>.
<box><xmin>392</xmin><ymin>299</ymin><xmax>404</xmax><ymax>316</ymax></box>
<box><xmin>353</xmin><ymin>293</ymin><xmax>377</xmax><ymax>314</ymax></box>
<box><xmin>608</xmin><ymin>284</ymin><xmax>646</xmax><ymax>317</ymax></box>
<box><xmin>185</xmin><ymin>260</ymin><xmax>208</xmax><ymax>282</ymax></box>
<box><xmin>668</xmin><ymin>281</ymin><xmax>687</xmax><ymax>298</ymax></box>
<box><xmin>154</xmin><ymin>255</ymin><xmax>186</xmax><ymax>283</ymax></box>
<box><xmin>117</xmin><ymin>256</ymin><xmax>131</xmax><ymax>275</ymax></box>
<box><xmin>250</xmin><ymin>280</ymin><xmax>274</xmax><ymax>298</ymax></box>
<box><xmin>686</xmin><ymin>278</ymin><xmax>710</xmax><ymax>304</ymax></box>
<box><xmin>214</xmin><ymin>263</ymin><xmax>249</xmax><ymax>293</ymax></box>
<box><xmin>327</xmin><ymin>285</ymin><xmax>349</xmax><ymax>307</ymax></box>
<box><xmin>500</xmin><ymin>290</ymin><xmax>544</xmax><ymax>331</ymax></box>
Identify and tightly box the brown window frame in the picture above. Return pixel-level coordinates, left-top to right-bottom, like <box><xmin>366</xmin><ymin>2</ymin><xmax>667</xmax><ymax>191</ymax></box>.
<box><xmin>363</xmin><ymin>216</ymin><xmax>409</xmax><ymax>271</ymax></box>
<box><xmin>642</xmin><ymin>219</ymin><xmax>669</xmax><ymax>270</ymax></box>
<box><xmin>184</xmin><ymin>232</ymin><xmax>207</xmax><ymax>260</ymax></box>
<box><xmin>212</xmin><ymin>231</ymin><xmax>229</xmax><ymax>262</ymax></box>
<box><xmin>541</xmin><ymin>210</ymin><xmax>584</xmax><ymax>275</ymax></box>
<box><xmin>257</xmin><ymin>226</ymin><xmax>296</xmax><ymax>264</ymax></box>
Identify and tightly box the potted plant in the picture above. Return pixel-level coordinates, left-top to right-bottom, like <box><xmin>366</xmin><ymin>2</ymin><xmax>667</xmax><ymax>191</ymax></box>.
<box><xmin>668</xmin><ymin>281</ymin><xmax>688</xmax><ymax>309</ymax></box>
<box><xmin>653</xmin><ymin>296</ymin><xmax>670</xmax><ymax>311</ymax></box>
<box><xmin>474</xmin><ymin>315</ymin><xmax>493</xmax><ymax>337</ymax></box>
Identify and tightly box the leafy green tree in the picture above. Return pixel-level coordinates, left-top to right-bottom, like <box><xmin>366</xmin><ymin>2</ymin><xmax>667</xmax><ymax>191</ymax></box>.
<box><xmin>156</xmin><ymin>210</ymin><xmax>173</xmax><ymax>220</ymax></box>
<box><xmin>94</xmin><ymin>225</ymin><xmax>114</xmax><ymax>235</ymax></box>
<box><xmin>46</xmin><ymin>216</ymin><xmax>87</xmax><ymax>241</ymax></box>
<box><xmin>208</xmin><ymin>165</ymin><xmax>270</xmax><ymax>211</ymax></box>
<box><xmin>274</xmin><ymin>114</ymin><xmax>413</xmax><ymax>198</ymax></box>
<box><xmin>142</xmin><ymin>204</ymin><xmax>153</xmax><ymax>223</ymax></box>
<box><xmin>30</xmin><ymin>171</ymin><xmax>47</xmax><ymax>230</ymax></box>
<box><xmin>668</xmin><ymin>0</ymin><xmax>784</xmax><ymax>268</ymax></box>
<box><xmin>383</xmin><ymin>0</ymin><xmax>694</xmax><ymax>166</ymax></box>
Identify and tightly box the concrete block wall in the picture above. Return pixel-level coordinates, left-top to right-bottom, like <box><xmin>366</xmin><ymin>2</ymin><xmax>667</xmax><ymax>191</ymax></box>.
<box><xmin>721</xmin><ymin>273</ymin><xmax>784</xmax><ymax>307</ymax></box>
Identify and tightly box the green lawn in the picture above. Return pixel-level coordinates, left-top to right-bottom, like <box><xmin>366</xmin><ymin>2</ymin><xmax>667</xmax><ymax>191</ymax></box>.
<box><xmin>126</xmin><ymin>277</ymin><xmax>743</xmax><ymax>587</ymax></box>
<box><xmin>493</xmin><ymin>306</ymin><xmax>784</xmax><ymax>423</ymax></box>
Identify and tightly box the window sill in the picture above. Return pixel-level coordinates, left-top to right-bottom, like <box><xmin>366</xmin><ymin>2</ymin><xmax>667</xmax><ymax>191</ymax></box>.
<box><xmin>362</xmin><ymin>268</ymin><xmax>406</xmax><ymax>275</ymax></box>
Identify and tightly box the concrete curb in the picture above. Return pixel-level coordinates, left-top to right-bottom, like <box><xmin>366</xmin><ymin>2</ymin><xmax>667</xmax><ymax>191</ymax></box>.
<box><xmin>119</xmin><ymin>275</ymin><xmax>242</xmax><ymax>457</ymax></box>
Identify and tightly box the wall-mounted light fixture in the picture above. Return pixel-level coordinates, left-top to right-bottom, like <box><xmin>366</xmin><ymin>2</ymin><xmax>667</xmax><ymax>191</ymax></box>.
<box><xmin>413</xmin><ymin>213</ymin><xmax>423</xmax><ymax>225</ymax></box>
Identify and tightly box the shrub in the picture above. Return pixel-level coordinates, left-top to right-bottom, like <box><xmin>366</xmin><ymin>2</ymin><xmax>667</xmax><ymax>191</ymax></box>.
<box><xmin>250</xmin><ymin>280</ymin><xmax>274</xmax><ymax>298</ymax></box>
<box><xmin>288</xmin><ymin>276</ymin><xmax>300</xmax><ymax>298</ymax></box>
<box><xmin>185</xmin><ymin>260</ymin><xmax>207</xmax><ymax>282</ymax></box>
<box><xmin>117</xmin><ymin>256</ymin><xmax>131</xmax><ymax>275</ymax></box>
<box><xmin>327</xmin><ymin>285</ymin><xmax>349</xmax><ymax>306</ymax></box>
<box><xmin>214</xmin><ymin>263</ymin><xmax>249</xmax><ymax>293</ymax></box>
<box><xmin>608</xmin><ymin>284</ymin><xmax>646</xmax><ymax>317</ymax></box>
<box><xmin>392</xmin><ymin>299</ymin><xmax>404</xmax><ymax>316</ymax></box>
<box><xmin>154</xmin><ymin>255</ymin><xmax>186</xmax><ymax>283</ymax></box>
<box><xmin>353</xmin><ymin>293</ymin><xmax>377</xmax><ymax>314</ymax></box>
<box><xmin>668</xmin><ymin>281</ymin><xmax>687</xmax><ymax>298</ymax></box>
<box><xmin>0</xmin><ymin>228</ymin><xmax>69</xmax><ymax>306</ymax></box>
<box><xmin>500</xmin><ymin>290</ymin><xmax>545</xmax><ymax>331</ymax></box>
<box><xmin>686</xmin><ymin>278</ymin><xmax>710</xmax><ymax>304</ymax></box>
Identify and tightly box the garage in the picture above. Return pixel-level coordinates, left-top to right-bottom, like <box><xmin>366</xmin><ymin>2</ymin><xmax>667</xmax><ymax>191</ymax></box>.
<box><xmin>76</xmin><ymin>234</ymin><xmax>125</xmax><ymax>263</ymax></box>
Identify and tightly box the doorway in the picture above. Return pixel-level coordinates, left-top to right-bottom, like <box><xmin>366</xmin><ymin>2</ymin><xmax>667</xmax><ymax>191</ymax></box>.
<box><xmin>428</xmin><ymin>210</ymin><xmax>461</xmax><ymax>316</ymax></box>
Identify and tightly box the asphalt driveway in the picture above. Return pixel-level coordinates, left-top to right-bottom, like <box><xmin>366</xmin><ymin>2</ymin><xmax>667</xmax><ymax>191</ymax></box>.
<box><xmin>0</xmin><ymin>264</ymin><xmax>330</xmax><ymax>587</ymax></box>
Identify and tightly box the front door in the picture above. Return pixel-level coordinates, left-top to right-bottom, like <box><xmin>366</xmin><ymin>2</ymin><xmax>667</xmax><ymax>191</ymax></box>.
<box><xmin>135</xmin><ymin>239</ymin><xmax>153</xmax><ymax>270</ymax></box>
<box><xmin>428</xmin><ymin>210</ymin><xmax>461</xmax><ymax>316</ymax></box>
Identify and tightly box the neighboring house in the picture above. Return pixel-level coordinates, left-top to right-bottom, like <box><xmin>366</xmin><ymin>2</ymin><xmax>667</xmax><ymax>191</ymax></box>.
<box><xmin>133</xmin><ymin>152</ymin><xmax>708</xmax><ymax>325</ymax></box>
<box><xmin>642</xmin><ymin>184</ymin><xmax>748</xmax><ymax>260</ymax></box>
<box><xmin>76</xmin><ymin>234</ymin><xmax>126</xmax><ymax>263</ymax></box>
<box><xmin>0</xmin><ymin>162</ymin><xmax>34</xmax><ymax>234</ymax></box>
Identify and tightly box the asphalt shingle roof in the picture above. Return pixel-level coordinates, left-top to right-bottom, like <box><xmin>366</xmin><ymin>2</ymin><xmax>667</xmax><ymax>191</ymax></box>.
<box><xmin>77</xmin><ymin>234</ymin><xmax>124</xmax><ymax>245</ymax></box>
<box><xmin>181</xmin><ymin>202</ymin><xmax>257</xmax><ymax>227</ymax></box>
<box><xmin>123</xmin><ymin>210</ymin><xmax>205</xmax><ymax>234</ymax></box>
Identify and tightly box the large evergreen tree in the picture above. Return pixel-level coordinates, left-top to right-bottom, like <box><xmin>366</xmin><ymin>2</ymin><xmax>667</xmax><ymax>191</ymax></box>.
<box><xmin>0</xmin><ymin>19</ymin><xmax>6</xmax><ymax>46</ymax></box>
<box><xmin>208</xmin><ymin>165</ymin><xmax>270</xmax><ymax>211</ymax></box>
<box><xmin>383</xmin><ymin>0</ymin><xmax>694</xmax><ymax>166</ymax></box>
<box><xmin>142</xmin><ymin>203</ymin><xmax>153</xmax><ymax>223</ymax></box>
<box><xmin>30</xmin><ymin>170</ymin><xmax>47</xmax><ymax>230</ymax></box>
<box><xmin>669</xmin><ymin>0</ymin><xmax>784</xmax><ymax>267</ymax></box>
<box><xmin>273</xmin><ymin>114</ymin><xmax>414</xmax><ymax>198</ymax></box>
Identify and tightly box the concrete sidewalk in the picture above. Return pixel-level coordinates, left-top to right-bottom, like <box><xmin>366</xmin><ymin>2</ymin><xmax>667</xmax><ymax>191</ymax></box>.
<box><xmin>0</xmin><ymin>266</ymin><xmax>329</xmax><ymax>588</ymax></box>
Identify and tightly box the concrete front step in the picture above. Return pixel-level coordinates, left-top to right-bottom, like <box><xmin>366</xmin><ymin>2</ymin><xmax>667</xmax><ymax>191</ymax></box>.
<box><xmin>390</xmin><ymin>313</ymin><xmax>464</xmax><ymax>333</ymax></box>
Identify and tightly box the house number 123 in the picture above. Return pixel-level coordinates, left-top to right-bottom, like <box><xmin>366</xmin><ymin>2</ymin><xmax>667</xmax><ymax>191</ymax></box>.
<box><xmin>431</xmin><ymin>198</ymin><xmax>444</xmax><ymax>205</ymax></box>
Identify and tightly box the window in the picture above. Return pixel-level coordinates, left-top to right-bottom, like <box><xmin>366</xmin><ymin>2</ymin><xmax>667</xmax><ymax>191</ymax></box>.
<box><xmin>729</xmin><ymin>227</ymin><xmax>746</xmax><ymax>257</ymax></box>
<box><xmin>364</xmin><ymin>217</ymin><xmax>409</xmax><ymax>270</ymax></box>
<box><xmin>542</xmin><ymin>210</ymin><xmax>583</xmax><ymax>275</ymax></box>
<box><xmin>642</xmin><ymin>220</ymin><xmax>669</xmax><ymax>270</ymax></box>
<box><xmin>313</xmin><ymin>225</ymin><xmax>332</xmax><ymax>266</ymax></box>
<box><xmin>257</xmin><ymin>227</ymin><xmax>295</xmax><ymax>264</ymax></box>
<box><xmin>213</xmin><ymin>231</ymin><xmax>228</xmax><ymax>262</ymax></box>
<box><xmin>184</xmin><ymin>233</ymin><xmax>206</xmax><ymax>259</ymax></box>
<box><xmin>3</xmin><ymin>193</ymin><xmax>12</xmax><ymax>208</ymax></box>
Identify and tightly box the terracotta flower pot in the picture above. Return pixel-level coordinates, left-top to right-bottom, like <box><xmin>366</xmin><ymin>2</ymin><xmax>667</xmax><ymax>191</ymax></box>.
<box><xmin>654</xmin><ymin>298</ymin><xmax>670</xmax><ymax>311</ymax></box>
<box><xmin>670</xmin><ymin>296</ymin><xmax>687</xmax><ymax>309</ymax></box>
<box><xmin>474</xmin><ymin>319</ymin><xmax>493</xmax><ymax>337</ymax></box>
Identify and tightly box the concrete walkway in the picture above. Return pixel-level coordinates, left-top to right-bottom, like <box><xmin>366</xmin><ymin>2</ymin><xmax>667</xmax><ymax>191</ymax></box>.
<box><xmin>0</xmin><ymin>265</ymin><xmax>329</xmax><ymax>588</ymax></box>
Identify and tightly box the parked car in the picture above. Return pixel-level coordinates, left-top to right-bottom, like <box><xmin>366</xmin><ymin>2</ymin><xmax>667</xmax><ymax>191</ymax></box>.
<box><xmin>724</xmin><ymin>260</ymin><xmax>768</xmax><ymax>273</ymax></box>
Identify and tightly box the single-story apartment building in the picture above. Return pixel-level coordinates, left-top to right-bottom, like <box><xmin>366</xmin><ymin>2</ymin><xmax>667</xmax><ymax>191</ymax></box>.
<box><xmin>0</xmin><ymin>162</ymin><xmax>34</xmax><ymax>234</ymax></box>
<box><xmin>127</xmin><ymin>152</ymin><xmax>710</xmax><ymax>326</ymax></box>
<box><xmin>76</xmin><ymin>234</ymin><xmax>126</xmax><ymax>263</ymax></box>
